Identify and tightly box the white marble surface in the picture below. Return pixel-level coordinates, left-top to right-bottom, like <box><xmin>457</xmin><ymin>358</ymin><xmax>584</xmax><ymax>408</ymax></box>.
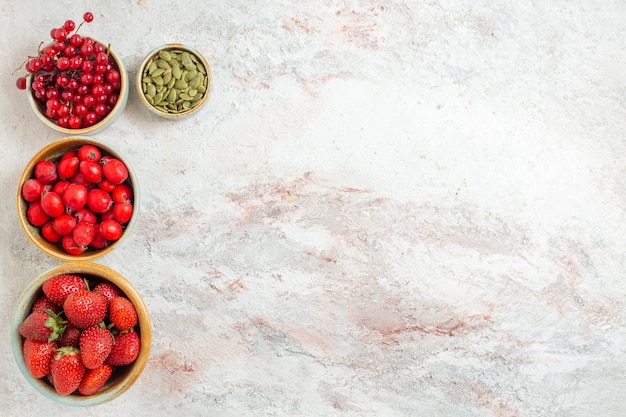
<box><xmin>1</xmin><ymin>0</ymin><xmax>625</xmax><ymax>415</ymax></box>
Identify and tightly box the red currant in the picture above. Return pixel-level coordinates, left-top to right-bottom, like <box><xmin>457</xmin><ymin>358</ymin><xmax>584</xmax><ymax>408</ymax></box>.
<box><xmin>68</xmin><ymin>115</ymin><xmax>82</xmax><ymax>129</ymax></box>
<box><xmin>83</xmin><ymin>12</ymin><xmax>94</xmax><ymax>23</ymax></box>
<box><xmin>16</xmin><ymin>77</ymin><xmax>27</xmax><ymax>90</ymax></box>
<box><xmin>64</xmin><ymin>19</ymin><xmax>76</xmax><ymax>32</ymax></box>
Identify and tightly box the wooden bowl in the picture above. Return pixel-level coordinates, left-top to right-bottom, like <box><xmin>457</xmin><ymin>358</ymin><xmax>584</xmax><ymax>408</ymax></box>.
<box><xmin>11</xmin><ymin>261</ymin><xmax>152</xmax><ymax>406</ymax></box>
<box><xmin>16</xmin><ymin>136</ymin><xmax>139</xmax><ymax>261</ymax></box>
<box><xmin>136</xmin><ymin>44</ymin><xmax>211</xmax><ymax>119</ymax></box>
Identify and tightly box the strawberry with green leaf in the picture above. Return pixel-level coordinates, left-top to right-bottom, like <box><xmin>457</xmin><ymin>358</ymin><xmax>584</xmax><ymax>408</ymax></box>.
<box><xmin>50</xmin><ymin>346</ymin><xmax>85</xmax><ymax>396</ymax></box>
<box><xmin>18</xmin><ymin>309</ymin><xmax>66</xmax><ymax>342</ymax></box>
<box><xmin>109</xmin><ymin>296</ymin><xmax>137</xmax><ymax>331</ymax></box>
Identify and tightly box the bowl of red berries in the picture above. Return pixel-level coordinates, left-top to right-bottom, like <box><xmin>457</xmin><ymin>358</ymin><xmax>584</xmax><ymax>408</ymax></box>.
<box><xmin>17</xmin><ymin>136</ymin><xmax>138</xmax><ymax>261</ymax></box>
<box><xmin>15</xmin><ymin>12</ymin><xmax>128</xmax><ymax>134</ymax></box>
<box><xmin>11</xmin><ymin>261</ymin><xmax>152</xmax><ymax>406</ymax></box>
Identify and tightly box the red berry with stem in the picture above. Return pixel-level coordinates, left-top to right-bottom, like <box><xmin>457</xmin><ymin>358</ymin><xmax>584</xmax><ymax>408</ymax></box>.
<box><xmin>83</xmin><ymin>12</ymin><xmax>94</xmax><ymax>22</ymax></box>
<box><xmin>62</xmin><ymin>234</ymin><xmax>87</xmax><ymax>255</ymax></box>
<box><xmin>78</xmin><ymin>144</ymin><xmax>101</xmax><ymax>161</ymax></box>
<box><xmin>34</xmin><ymin>160</ymin><xmax>58</xmax><ymax>184</ymax></box>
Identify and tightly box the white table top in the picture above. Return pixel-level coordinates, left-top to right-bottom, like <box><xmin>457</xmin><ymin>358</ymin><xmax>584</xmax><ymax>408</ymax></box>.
<box><xmin>1</xmin><ymin>1</ymin><xmax>625</xmax><ymax>416</ymax></box>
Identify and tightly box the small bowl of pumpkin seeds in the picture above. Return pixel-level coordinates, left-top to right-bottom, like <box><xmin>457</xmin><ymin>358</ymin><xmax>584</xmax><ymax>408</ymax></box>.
<box><xmin>136</xmin><ymin>44</ymin><xmax>211</xmax><ymax>118</ymax></box>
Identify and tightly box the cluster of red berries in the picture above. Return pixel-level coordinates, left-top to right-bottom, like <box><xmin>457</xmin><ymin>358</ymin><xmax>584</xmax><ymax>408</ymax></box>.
<box><xmin>22</xmin><ymin>144</ymin><xmax>133</xmax><ymax>255</ymax></box>
<box><xmin>19</xmin><ymin>274</ymin><xmax>140</xmax><ymax>396</ymax></box>
<box><xmin>15</xmin><ymin>12</ymin><xmax>122</xmax><ymax>130</ymax></box>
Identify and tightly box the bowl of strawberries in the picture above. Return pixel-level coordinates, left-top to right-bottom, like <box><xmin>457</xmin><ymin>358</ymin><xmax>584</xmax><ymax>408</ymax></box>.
<box><xmin>11</xmin><ymin>261</ymin><xmax>151</xmax><ymax>406</ymax></box>
<box><xmin>17</xmin><ymin>136</ymin><xmax>138</xmax><ymax>261</ymax></box>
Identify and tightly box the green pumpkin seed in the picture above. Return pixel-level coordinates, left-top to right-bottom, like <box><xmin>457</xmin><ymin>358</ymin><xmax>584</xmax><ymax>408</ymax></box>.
<box><xmin>181</xmin><ymin>52</ymin><xmax>193</xmax><ymax>67</ymax></box>
<box><xmin>158</xmin><ymin>50</ymin><xmax>172</xmax><ymax>61</ymax></box>
<box><xmin>162</xmin><ymin>69</ymin><xmax>172</xmax><ymax>85</ymax></box>
<box><xmin>172</xmin><ymin>64</ymin><xmax>182</xmax><ymax>79</ymax></box>
<box><xmin>151</xmin><ymin>68</ymin><xmax>165</xmax><ymax>77</ymax></box>
<box><xmin>189</xmin><ymin>74</ymin><xmax>203</xmax><ymax>89</ymax></box>
<box><xmin>156</xmin><ymin>59</ymin><xmax>170</xmax><ymax>70</ymax></box>
<box><xmin>141</xmin><ymin>47</ymin><xmax>209</xmax><ymax>114</ymax></box>
<box><xmin>167</xmin><ymin>89</ymin><xmax>177</xmax><ymax>103</ymax></box>
<box><xmin>185</xmin><ymin>69</ymin><xmax>198</xmax><ymax>82</ymax></box>
<box><xmin>146</xmin><ymin>83</ymin><xmax>157</xmax><ymax>97</ymax></box>
<box><xmin>174</xmin><ymin>79</ymin><xmax>188</xmax><ymax>89</ymax></box>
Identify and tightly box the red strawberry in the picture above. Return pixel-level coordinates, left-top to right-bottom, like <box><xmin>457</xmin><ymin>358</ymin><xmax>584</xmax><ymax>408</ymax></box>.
<box><xmin>92</xmin><ymin>281</ymin><xmax>123</xmax><ymax>302</ymax></box>
<box><xmin>23</xmin><ymin>338</ymin><xmax>57</xmax><ymax>378</ymax></box>
<box><xmin>50</xmin><ymin>347</ymin><xmax>86</xmax><ymax>396</ymax></box>
<box><xmin>77</xmin><ymin>363</ymin><xmax>113</xmax><ymax>396</ymax></box>
<box><xmin>105</xmin><ymin>330</ymin><xmax>140</xmax><ymax>366</ymax></box>
<box><xmin>79</xmin><ymin>325</ymin><xmax>114</xmax><ymax>369</ymax></box>
<box><xmin>42</xmin><ymin>274</ymin><xmax>87</xmax><ymax>306</ymax></box>
<box><xmin>18</xmin><ymin>309</ymin><xmax>66</xmax><ymax>342</ymax></box>
<box><xmin>108</xmin><ymin>297</ymin><xmax>137</xmax><ymax>331</ymax></box>
<box><xmin>31</xmin><ymin>295</ymin><xmax>61</xmax><ymax>314</ymax></box>
<box><xmin>58</xmin><ymin>323</ymin><xmax>81</xmax><ymax>348</ymax></box>
<box><xmin>63</xmin><ymin>290</ymin><xmax>108</xmax><ymax>329</ymax></box>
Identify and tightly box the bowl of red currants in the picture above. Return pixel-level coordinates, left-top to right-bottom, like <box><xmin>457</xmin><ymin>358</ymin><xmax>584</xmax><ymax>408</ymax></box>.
<box><xmin>17</xmin><ymin>137</ymin><xmax>139</xmax><ymax>261</ymax></box>
<box><xmin>11</xmin><ymin>261</ymin><xmax>152</xmax><ymax>406</ymax></box>
<box><xmin>16</xmin><ymin>12</ymin><xmax>128</xmax><ymax>134</ymax></box>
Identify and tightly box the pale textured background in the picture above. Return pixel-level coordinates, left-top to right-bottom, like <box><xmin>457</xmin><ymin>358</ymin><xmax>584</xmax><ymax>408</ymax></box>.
<box><xmin>1</xmin><ymin>0</ymin><xmax>625</xmax><ymax>416</ymax></box>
